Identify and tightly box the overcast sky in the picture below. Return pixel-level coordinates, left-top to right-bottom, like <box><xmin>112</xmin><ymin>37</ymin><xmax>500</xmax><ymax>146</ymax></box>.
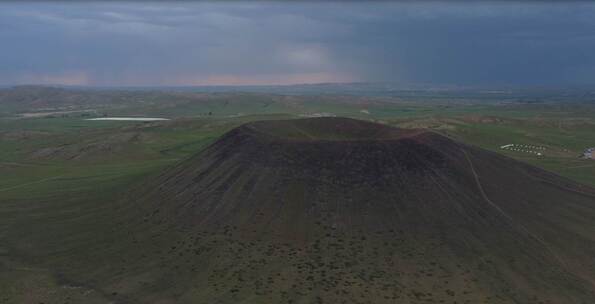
<box><xmin>1</xmin><ymin>2</ymin><xmax>595</xmax><ymax>87</ymax></box>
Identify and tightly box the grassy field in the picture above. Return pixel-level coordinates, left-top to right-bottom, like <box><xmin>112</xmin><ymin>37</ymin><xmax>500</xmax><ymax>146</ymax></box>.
<box><xmin>1</xmin><ymin>90</ymin><xmax>595</xmax><ymax>303</ymax></box>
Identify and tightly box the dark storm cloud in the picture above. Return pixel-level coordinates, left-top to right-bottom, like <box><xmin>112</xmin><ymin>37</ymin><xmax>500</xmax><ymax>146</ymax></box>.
<box><xmin>0</xmin><ymin>2</ymin><xmax>594</xmax><ymax>86</ymax></box>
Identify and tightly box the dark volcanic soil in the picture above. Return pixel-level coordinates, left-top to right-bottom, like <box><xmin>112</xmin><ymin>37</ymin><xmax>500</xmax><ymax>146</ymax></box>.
<box><xmin>129</xmin><ymin>117</ymin><xmax>595</xmax><ymax>303</ymax></box>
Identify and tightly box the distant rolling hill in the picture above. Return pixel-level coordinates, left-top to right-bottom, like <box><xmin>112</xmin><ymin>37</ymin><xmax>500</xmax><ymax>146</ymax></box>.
<box><xmin>123</xmin><ymin>117</ymin><xmax>595</xmax><ymax>303</ymax></box>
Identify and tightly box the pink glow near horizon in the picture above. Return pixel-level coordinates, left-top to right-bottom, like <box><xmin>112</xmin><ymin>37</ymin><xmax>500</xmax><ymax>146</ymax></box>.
<box><xmin>9</xmin><ymin>72</ymin><xmax>357</xmax><ymax>87</ymax></box>
<box><xmin>179</xmin><ymin>72</ymin><xmax>358</xmax><ymax>86</ymax></box>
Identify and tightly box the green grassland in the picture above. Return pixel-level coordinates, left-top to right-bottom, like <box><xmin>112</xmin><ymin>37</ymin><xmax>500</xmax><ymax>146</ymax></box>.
<box><xmin>1</xmin><ymin>90</ymin><xmax>595</xmax><ymax>303</ymax></box>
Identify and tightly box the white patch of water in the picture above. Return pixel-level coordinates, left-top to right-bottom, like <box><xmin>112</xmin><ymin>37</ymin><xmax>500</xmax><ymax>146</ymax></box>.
<box><xmin>85</xmin><ymin>117</ymin><xmax>169</xmax><ymax>121</ymax></box>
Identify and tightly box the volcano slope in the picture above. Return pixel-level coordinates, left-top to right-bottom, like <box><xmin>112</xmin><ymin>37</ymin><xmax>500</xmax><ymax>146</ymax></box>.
<box><xmin>130</xmin><ymin>117</ymin><xmax>595</xmax><ymax>303</ymax></box>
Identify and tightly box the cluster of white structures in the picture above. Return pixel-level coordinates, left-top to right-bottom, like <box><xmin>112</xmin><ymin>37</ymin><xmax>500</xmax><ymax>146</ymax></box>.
<box><xmin>583</xmin><ymin>148</ymin><xmax>594</xmax><ymax>159</ymax></box>
<box><xmin>500</xmin><ymin>144</ymin><xmax>545</xmax><ymax>156</ymax></box>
